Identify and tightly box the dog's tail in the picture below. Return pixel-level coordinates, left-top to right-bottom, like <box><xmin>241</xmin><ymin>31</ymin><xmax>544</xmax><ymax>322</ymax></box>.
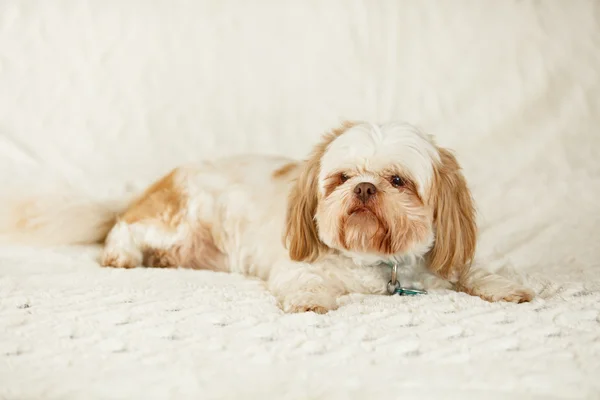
<box><xmin>0</xmin><ymin>193</ymin><xmax>130</xmax><ymax>246</ymax></box>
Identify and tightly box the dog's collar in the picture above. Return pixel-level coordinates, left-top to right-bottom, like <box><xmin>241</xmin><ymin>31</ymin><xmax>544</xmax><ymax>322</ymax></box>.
<box><xmin>384</xmin><ymin>261</ymin><xmax>428</xmax><ymax>296</ymax></box>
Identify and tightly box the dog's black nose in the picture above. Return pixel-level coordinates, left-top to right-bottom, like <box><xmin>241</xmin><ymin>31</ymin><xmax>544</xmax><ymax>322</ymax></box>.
<box><xmin>354</xmin><ymin>182</ymin><xmax>377</xmax><ymax>203</ymax></box>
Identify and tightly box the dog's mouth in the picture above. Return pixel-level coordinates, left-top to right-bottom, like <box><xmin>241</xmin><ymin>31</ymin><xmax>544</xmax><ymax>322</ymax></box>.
<box><xmin>346</xmin><ymin>206</ymin><xmax>380</xmax><ymax>229</ymax></box>
<box><xmin>348</xmin><ymin>206</ymin><xmax>375</xmax><ymax>216</ymax></box>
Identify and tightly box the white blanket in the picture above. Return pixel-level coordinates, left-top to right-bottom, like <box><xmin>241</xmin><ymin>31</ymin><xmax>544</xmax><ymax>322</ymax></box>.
<box><xmin>1</xmin><ymin>1</ymin><xmax>599</xmax><ymax>398</ymax></box>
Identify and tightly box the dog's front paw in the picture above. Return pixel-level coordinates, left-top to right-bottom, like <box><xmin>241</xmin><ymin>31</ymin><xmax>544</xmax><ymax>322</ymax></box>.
<box><xmin>101</xmin><ymin>250</ymin><xmax>142</xmax><ymax>269</ymax></box>
<box><xmin>480</xmin><ymin>285</ymin><xmax>535</xmax><ymax>304</ymax></box>
<box><xmin>282</xmin><ymin>292</ymin><xmax>338</xmax><ymax>314</ymax></box>
<box><xmin>458</xmin><ymin>272</ymin><xmax>535</xmax><ymax>304</ymax></box>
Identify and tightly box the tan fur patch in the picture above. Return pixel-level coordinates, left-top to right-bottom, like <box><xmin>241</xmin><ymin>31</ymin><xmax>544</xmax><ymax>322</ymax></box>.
<box><xmin>273</xmin><ymin>162</ymin><xmax>300</xmax><ymax>179</ymax></box>
<box><xmin>121</xmin><ymin>169</ymin><xmax>185</xmax><ymax>228</ymax></box>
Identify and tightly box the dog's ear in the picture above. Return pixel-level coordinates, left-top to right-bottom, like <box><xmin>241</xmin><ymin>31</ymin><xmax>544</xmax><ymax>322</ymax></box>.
<box><xmin>426</xmin><ymin>147</ymin><xmax>477</xmax><ymax>281</ymax></box>
<box><xmin>284</xmin><ymin>156</ymin><xmax>327</xmax><ymax>262</ymax></box>
<box><xmin>284</xmin><ymin>121</ymin><xmax>357</xmax><ymax>262</ymax></box>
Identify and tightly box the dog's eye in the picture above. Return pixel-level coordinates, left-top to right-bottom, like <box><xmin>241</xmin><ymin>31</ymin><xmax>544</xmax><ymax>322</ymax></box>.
<box><xmin>391</xmin><ymin>175</ymin><xmax>405</xmax><ymax>187</ymax></box>
<box><xmin>340</xmin><ymin>173</ymin><xmax>350</xmax><ymax>183</ymax></box>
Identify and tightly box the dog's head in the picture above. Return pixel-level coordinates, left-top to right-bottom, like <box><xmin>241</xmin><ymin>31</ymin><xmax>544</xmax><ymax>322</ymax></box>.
<box><xmin>284</xmin><ymin>121</ymin><xmax>476</xmax><ymax>280</ymax></box>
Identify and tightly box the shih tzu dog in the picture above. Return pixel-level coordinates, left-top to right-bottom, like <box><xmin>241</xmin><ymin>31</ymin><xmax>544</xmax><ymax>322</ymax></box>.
<box><xmin>1</xmin><ymin>121</ymin><xmax>534</xmax><ymax>312</ymax></box>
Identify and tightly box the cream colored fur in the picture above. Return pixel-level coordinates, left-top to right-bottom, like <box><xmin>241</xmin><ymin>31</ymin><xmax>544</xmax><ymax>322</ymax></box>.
<box><xmin>1</xmin><ymin>123</ymin><xmax>534</xmax><ymax>312</ymax></box>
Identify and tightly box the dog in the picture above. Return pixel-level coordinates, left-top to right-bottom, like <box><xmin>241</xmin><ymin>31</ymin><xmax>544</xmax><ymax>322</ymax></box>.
<box><xmin>1</xmin><ymin>121</ymin><xmax>534</xmax><ymax>312</ymax></box>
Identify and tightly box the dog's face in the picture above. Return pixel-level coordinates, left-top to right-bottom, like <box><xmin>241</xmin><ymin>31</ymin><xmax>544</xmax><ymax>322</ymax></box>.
<box><xmin>285</xmin><ymin>121</ymin><xmax>477</xmax><ymax>280</ymax></box>
<box><xmin>316</xmin><ymin>122</ymin><xmax>436</xmax><ymax>257</ymax></box>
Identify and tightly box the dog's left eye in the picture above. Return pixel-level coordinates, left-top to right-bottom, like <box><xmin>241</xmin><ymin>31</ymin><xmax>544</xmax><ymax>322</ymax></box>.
<box><xmin>340</xmin><ymin>173</ymin><xmax>350</xmax><ymax>183</ymax></box>
<box><xmin>391</xmin><ymin>175</ymin><xmax>405</xmax><ymax>187</ymax></box>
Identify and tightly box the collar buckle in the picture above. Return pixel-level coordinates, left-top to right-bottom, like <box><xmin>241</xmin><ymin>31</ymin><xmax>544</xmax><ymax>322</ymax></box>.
<box><xmin>387</xmin><ymin>262</ymin><xmax>400</xmax><ymax>294</ymax></box>
<box><xmin>386</xmin><ymin>262</ymin><xmax>427</xmax><ymax>296</ymax></box>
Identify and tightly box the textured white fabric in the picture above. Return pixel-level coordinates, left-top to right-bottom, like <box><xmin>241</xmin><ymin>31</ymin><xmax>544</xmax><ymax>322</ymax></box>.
<box><xmin>1</xmin><ymin>1</ymin><xmax>599</xmax><ymax>398</ymax></box>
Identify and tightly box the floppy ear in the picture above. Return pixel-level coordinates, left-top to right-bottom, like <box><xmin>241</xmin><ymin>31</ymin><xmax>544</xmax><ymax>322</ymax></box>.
<box><xmin>284</xmin><ymin>157</ymin><xmax>328</xmax><ymax>262</ymax></box>
<box><xmin>284</xmin><ymin>121</ymin><xmax>357</xmax><ymax>262</ymax></box>
<box><xmin>427</xmin><ymin>148</ymin><xmax>477</xmax><ymax>281</ymax></box>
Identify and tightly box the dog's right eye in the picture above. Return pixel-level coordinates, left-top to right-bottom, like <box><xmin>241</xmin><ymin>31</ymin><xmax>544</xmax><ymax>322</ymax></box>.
<box><xmin>340</xmin><ymin>173</ymin><xmax>350</xmax><ymax>183</ymax></box>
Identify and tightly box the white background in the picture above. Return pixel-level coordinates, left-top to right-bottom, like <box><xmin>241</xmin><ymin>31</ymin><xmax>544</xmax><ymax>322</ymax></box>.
<box><xmin>1</xmin><ymin>1</ymin><xmax>599</xmax><ymax>398</ymax></box>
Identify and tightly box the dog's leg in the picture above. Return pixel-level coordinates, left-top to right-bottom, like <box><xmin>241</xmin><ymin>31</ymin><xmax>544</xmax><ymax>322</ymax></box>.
<box><xmin>267</xmin><ymin>261</ymin><xmax>344</xmax><ymax>314</ymax></box>
<box><xmin>101</xmin><ymin>218</ymin><xmax>226</xmax><ymax>270</ymax></box>
<box><xmin>101</xmin><ymin>168</ymin><xmax>193</xmax><ymax>270</ymax></box>
<box><xmin>456</xmin><ymin>267</ymin><xmax>535</xmax><ymax>303</ymax></box>
<box><xmin>101</xmin><ymin>219</ymin><xmax>184</xmax><ymax>269</ymax></box>
<box><xmin>101</xmin><ymin>220</ymin><xmax>144</xmax><ymax>268</ymax></box>
<box><xmin>267</xmin><ymin>261</ymin><xmax>393</xmax><ymax>313</ymax></box>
